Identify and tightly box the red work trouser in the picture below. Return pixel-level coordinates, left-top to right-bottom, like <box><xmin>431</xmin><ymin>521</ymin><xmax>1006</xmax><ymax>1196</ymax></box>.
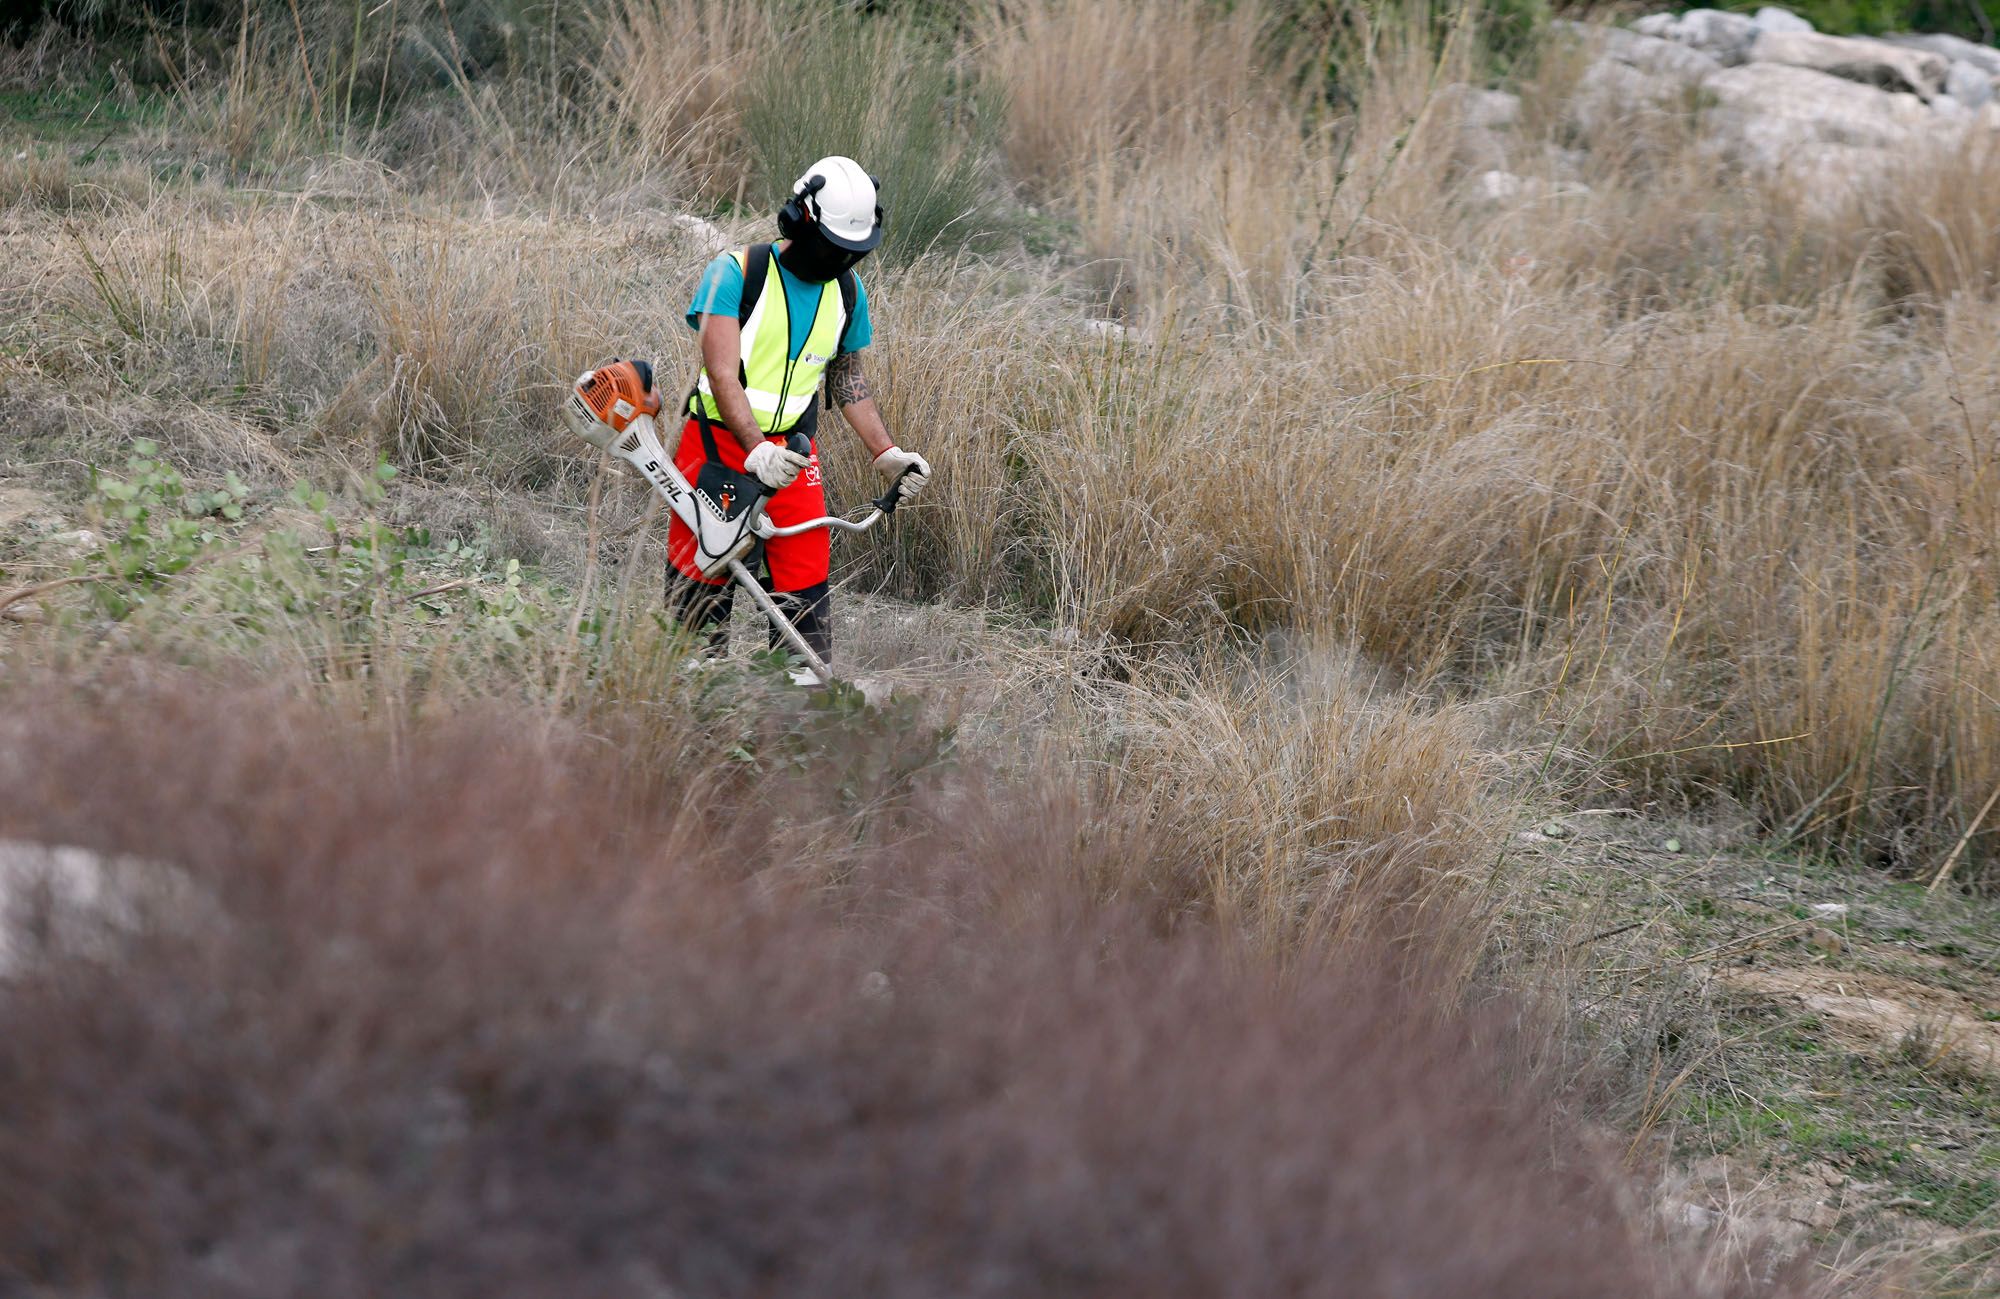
<box><xmin>665</xmin><ymin>415</ymin><xmax>830</xmax><ymax>591</ymax></box>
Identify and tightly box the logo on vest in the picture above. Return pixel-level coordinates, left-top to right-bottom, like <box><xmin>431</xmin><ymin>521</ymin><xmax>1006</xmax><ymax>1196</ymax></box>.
<box><xmin>802</xmin><ymin>351</ymin><xmax>830</xmax><ymax>367</ymax></box>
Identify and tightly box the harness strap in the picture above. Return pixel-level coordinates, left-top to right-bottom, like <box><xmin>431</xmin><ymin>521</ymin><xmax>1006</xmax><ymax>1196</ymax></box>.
<box><xmin>738</xmin><ymin>242</ymin><xmax>772</xmax><ymax>389</ymax></box>
<box><xmin>686</xmin><ymin>385</ymin><xmax>723</xmax><ymax>461</ymax></box>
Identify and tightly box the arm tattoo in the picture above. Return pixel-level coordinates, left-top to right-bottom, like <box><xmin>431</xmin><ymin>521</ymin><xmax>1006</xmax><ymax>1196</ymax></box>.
<box><xmin>826</xmin><ymin>352</ymin><xmax>870</xmax><ymax>407</ymax></box>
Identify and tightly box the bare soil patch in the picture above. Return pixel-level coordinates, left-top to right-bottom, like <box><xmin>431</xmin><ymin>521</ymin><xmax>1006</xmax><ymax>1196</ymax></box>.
<box><xmin>0</xmin><ymin>482</ymin><xmax>64</xmax><ymax>537</ymax></box>
<box><xmin>1717</xmin><ymin>965</ymin><xmax>2000</xmax><ymax>1083</ymax></box>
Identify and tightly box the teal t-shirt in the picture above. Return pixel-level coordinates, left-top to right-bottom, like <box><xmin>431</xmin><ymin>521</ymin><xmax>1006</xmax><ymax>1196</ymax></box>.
<box><xmin>685</xmin><ymin>251</ymin><xmax>872</xmax><ymax>356</ymax></box>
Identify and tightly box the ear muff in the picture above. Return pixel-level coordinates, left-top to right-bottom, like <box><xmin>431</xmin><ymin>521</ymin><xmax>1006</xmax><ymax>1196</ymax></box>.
<box><xmin>777</xmin><ymin>173</ymin><xmax>827</xmax><ymax>242</ymax></box>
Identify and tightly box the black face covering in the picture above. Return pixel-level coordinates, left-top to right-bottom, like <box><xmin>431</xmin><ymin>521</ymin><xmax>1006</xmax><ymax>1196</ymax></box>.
<box><xmin>778</xmin><ymin>227</ymin><xmax>868</xmax><ymax>283</ymax></box>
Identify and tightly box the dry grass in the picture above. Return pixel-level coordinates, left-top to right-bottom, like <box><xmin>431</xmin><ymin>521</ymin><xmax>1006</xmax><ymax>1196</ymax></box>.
<box><xmin>972</xmin><ymin>0</ymin><xmax>1300</xmax><ymax>200</ymax></box>
<box><xmin>1864</xmin><ymin>130</ymin><xmax>2000</xmax><ymax>307</ymax></box>
<box><xmin>6</xmin><ymin>8</ymin><xmax>2000</xmax><ymax>1287</ymax></box>
<box><xmin>0</xmin><ymin>668</ymin><xmax>1844</xmax><ymax>1299</ymax></box>
<box><xmin>1091</xmin><ymin>642</ymin><xmax>1505</xmax><ymax>971</ymax></box>
<box><xmin>596</xmin><ymin>0</ymin><xmax>777</xmax><ymax>203</ymax></box>
<box><xmin>9</xmin><ymin>94</ymin><xmax>1997</xmax><ymax>874</ymax></box>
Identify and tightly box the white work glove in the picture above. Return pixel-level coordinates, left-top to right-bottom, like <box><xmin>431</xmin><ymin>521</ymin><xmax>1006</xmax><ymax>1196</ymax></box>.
<box><xmin>871</xmin><ymin>446</ymin><xmax>931</xmax><ymax>500</ymax></box>
<box><xmin>744</xmin><ymin>439</ymin><xmax>809</xmax><ymax>491</ymax></box>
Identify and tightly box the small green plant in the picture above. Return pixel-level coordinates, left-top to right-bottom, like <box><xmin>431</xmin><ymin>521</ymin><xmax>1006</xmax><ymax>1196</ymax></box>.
<box><xmin>75</xmin><ymin>449</ymin><xmax>543</xmax><ymax>657</ymax></box>
<box><xmin>1755</xmin><ymin>0</ymin><xmax>1997</xmax><ymax>38</ymax></box>
<box><xmin>81</xmin><ymin>439</ymin><xmax>248</xmax><ymax>619</ymax></box>
<box><xmin>270</xmin><ymin>463</ymin><xmax>541</xmax><ymax>647</ymax></box>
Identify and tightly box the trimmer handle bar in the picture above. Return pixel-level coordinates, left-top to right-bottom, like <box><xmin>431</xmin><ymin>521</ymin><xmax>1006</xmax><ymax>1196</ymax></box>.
<box><xmin>756</xmin><ymin>466</ymin><xmax>920</xmax><ymax>539</ymax></box>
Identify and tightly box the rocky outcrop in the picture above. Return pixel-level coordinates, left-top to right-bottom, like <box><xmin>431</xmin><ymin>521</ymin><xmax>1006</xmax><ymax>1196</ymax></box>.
<box><xmin>1944</xmin><ymin>57</ymin><xmax>1995</xmax><ymax>107</ymax></box>
<box><xmin>1599</xmin><ymin>25</ymin><xmax>1728</xmax><ymax>81</ymax></box>
<box><xmin>1444</xmin><ymin>84</ymin><xmax>1523</xmax><ymax>130</ymax></box>
<box><xmin>1469</xmin><ymin>10</ymin><xmax>1995</xmax><ymax>215</ymax></box>
<box><xmin>1751</xmin><ymin>5</ymin><xmax>1814</xmax><ymax>34</ymax></box>
<box><xmin>1566</xmin><ymin>27</ymin><xmax>1722</xmax><ymax>134</ymax></box>
<box><xmin>1553</xmin><ymin>8</ymin><xmax>1999</xmax><ymax>201</ymax></box>
<box><xmin>1703</xmin><ymin>60</ymin><xmax>1934</xmax><ymax>153</ymax></box>
<box><xmin>1578</xmin><ymin>8</ymin><xmax>1999</xmax><ymax>120</ymax></box>
<box><xmin>1882</xmin><ymin>31</ymin><xmax>2000</xmax><ymax>78</ymax></box>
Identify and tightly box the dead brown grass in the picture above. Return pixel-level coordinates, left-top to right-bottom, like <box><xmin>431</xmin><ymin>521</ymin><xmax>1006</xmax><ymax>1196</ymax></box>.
<box><xmin>972</xmin><ymin>0</ymin><xmax>1300</xmax><ymax>199</ymax></box>
<box><xmin>1864</xmin><ymin>131</ymin><xmax>2000</xmax><ymax>307</ymax></box>
<box><xmin>13</xmin><ymin>122</ymin><xmax>1995</xmax><ymax>876</ymax></box>
<box><xmin>0</xmin><ymin>667</ymin><xmax>1837</xmax><ymax>1299</ymax></box>
<box><xmin>595</xmin><ymin>0</ymin><xmax>777</xmax><ymax>204</ymax></box>
<box><xmin>4</xmin><ymin>0</ymin><xmax>1998</xmax><ymax>869</ymax></box>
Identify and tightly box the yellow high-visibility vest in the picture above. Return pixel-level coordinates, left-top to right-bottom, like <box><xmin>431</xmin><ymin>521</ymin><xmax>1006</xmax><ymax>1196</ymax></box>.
<box><xmin>694</xmin><ymin>248</ymin><xmax>846</xmax><ymax>435</ymax></box>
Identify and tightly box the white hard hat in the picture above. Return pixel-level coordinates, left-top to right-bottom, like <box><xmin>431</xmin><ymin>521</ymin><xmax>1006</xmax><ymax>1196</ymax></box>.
<box><xmin>789</xmin><ymin>156</ymin><xmax>883</xmax><ymax>253</ymax></box>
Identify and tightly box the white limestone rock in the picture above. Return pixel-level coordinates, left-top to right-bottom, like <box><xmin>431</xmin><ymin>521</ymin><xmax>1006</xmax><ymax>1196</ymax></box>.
<box><xmin>0</xmin><ymin>840</ymin><xmax>215</xmax><ymax>976</ymax></box>
<box><xmin>48</xmin><ymin>528</ymin><xmax>101</xmax><ymax>559</ymax></box>
<box><xmin>1570</xmin><ymin>55</ymin><xmax>1700</xmax><ymax>137</ymax></box>
<box><xmin>1943</xmin><ymin>58</ymin><xmax>1996</xmax><ymax>109</ymax></box>
<box><xmin>1747</xmin><ymin>30</ymin><xmax>1949</xmax><ymax>100</ymax></box>
<box><xmin>1752</xmin><ymin>5</ymin><xmax>1815</xmax><ymax>32</ymax></box>
<box><xmin>1455</xmin><ymin>125</ymin><xmax>1512</xmax><ymax>172</ymax></box>
<box><xmin>1673</xmin><ymin>9</ymin><xmax>1762</xmax><ymax>64</ymax></box>
<box><xmin>1467</xmin><ymin>170</ymin><xmax>1592</xmax><ymax>207</ymax></box>
<box><xmin>1703</xmin><ymin>62</ymin><xmax>1931</xmax><ymax>166</ymax></box>
<box><xmin>670</xmin><ymin>212</ymin><xmax>730</xmax><ymax>252</ymax></box>
<box><xmin>1599</xmin><ymin>26</ymin><xmax>1726</xmax><ymax>82</ymax></box>
<box><xmin>1772</xmin><ymin>140</ymin><xmax>1900</xmax><ymax>208</ymax></box>
<box><xmin>1474</xmin><ymin>170</ymin><xmax>1529</xmax><ymax>203</ymax></box>
<box><xmin>1881</xmin><ymin>32</ymin><xmax>2000</xmax><ymax>79</ymax></box>
<box><xmin>1443</xmin><ymin>84</ymin><xmax>1524</xmax><ymax>129</ymax></box>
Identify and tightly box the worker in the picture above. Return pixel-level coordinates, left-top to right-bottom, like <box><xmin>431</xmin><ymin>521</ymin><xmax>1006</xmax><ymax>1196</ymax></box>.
<box><xmin>665</xmin><ymin>155</ymin><xmax>929</xmax><ymax>680</ymax></box>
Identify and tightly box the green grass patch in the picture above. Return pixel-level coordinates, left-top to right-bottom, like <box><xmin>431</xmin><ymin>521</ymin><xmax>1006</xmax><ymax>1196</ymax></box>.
<box><xmin>0</xmin><ymin>83</ymin><xmax>169</xmax><ymax>140</ymax></box>
<box><xmin>1666</xmin><ymin>981</ymin><xmax>2000</xmax><ymax>1230</ymax></box>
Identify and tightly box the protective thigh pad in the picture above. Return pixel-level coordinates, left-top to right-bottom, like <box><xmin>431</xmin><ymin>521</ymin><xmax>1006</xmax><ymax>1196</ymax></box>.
<box><xmin>690</xmin><ymin>462</ymin><xmax>765</xmax><ymax>577</ymax></box>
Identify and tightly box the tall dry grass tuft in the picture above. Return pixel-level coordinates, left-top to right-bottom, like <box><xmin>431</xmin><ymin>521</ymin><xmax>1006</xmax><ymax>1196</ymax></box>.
<box><xmin>596</xmin><ymin>0</ymin><xmax>777</xmax><ymax>202</ymax></box>
<box><xmin>0</xmin><ymin>669</ymin><xmax>1842</xmax><ymax>1298</ymax></box>
<box><xmin>844</xmin><ymin>235</ymin><xmax>1999</xmax><ymax>873</ymax></box>
<box><xmin>1862</xmin><ymin>131</ymin><xmax>2000</xmax><ymax>307</ymax></box>
<box><xmin>973</xmin><ymin>0</ymin><xmax>1296</xmax><ymax>200</ymax></box>
<box><xmin>16</xmin><ymin>192</ymin><xmax>697</xmax><ymax>482</ymax></box>
<box><xmin>185</xmin><ymin>11</ymin><xmax>327</xmax><ymax>173</ymax></box>
<box><xmin>1095</xmin><ymin>642</ymin><xmax>1505</xmax><ymax>971</ymax></box>
<box><xmin>974</xmin><ymin>0</ymin><xmax>1332</xmax><ymax>321</ymax></box>
<box><xmin>973</xmin><ymin>0</ymin><xmax>1482</xmax><ymax>323</ymax></box>
<box><xmin>735</xmin><ymin>8</ymin><xmax>993</xmax><ymax>264</ymax></box>
<box><xmin>813</xmin><ymin>257</ymin><xmax>1064</xmax><ymax>604</ymax></box>
<box><xmin>339</xmin><ymin>226</ymin><xmax>620</xmax><ymax>476</ymax></box>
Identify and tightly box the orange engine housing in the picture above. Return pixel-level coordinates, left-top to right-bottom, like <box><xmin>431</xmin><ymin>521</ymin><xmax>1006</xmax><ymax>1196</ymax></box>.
<box><xmin>568</xmin><ymin>358</ymin><xmax>662</xmax><ymax>435</ymax></box>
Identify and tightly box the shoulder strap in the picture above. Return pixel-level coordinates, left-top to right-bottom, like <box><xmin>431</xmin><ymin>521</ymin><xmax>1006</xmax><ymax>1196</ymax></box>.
<box><xmin>738</xmin><ymin>243</ymin><xmax>772</xmax><ymax>326</ymax></box>
<box><xmin>836</xmin><ymin>269</ymin><xmax>858</xmax><ymax>353</ymax></box>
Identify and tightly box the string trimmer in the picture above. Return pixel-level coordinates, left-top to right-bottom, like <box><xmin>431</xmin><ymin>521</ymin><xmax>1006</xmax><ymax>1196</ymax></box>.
<box><xmin>563</xmin><ymin>359</ymin><xmax>913</xmax><ymax>686</ymax></box>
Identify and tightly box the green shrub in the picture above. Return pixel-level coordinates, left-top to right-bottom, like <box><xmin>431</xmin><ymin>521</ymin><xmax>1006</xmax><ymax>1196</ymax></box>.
<box><xmin>1482</xmin><ymin>0</ymin><xmax>1554</xmax><ymax>73</ymax></box>
<box><xmin>36</xmin><ymin>0</ymin><xmax>602</xmax><ymax>127</ymax></box>
<box><xmin>1632</xmin><ymin>0</ymin><xmax>1998</xmax><ymax>39</ymax></box>
<box><xmin>81</xmin><ymin>439</ymin><xmax>247</xmax><ymax>620</ymax></box>
<box><xmin>735</xmin><ymin>8</ymin><xmax>995</xmax><ymax>265</ymax></box>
